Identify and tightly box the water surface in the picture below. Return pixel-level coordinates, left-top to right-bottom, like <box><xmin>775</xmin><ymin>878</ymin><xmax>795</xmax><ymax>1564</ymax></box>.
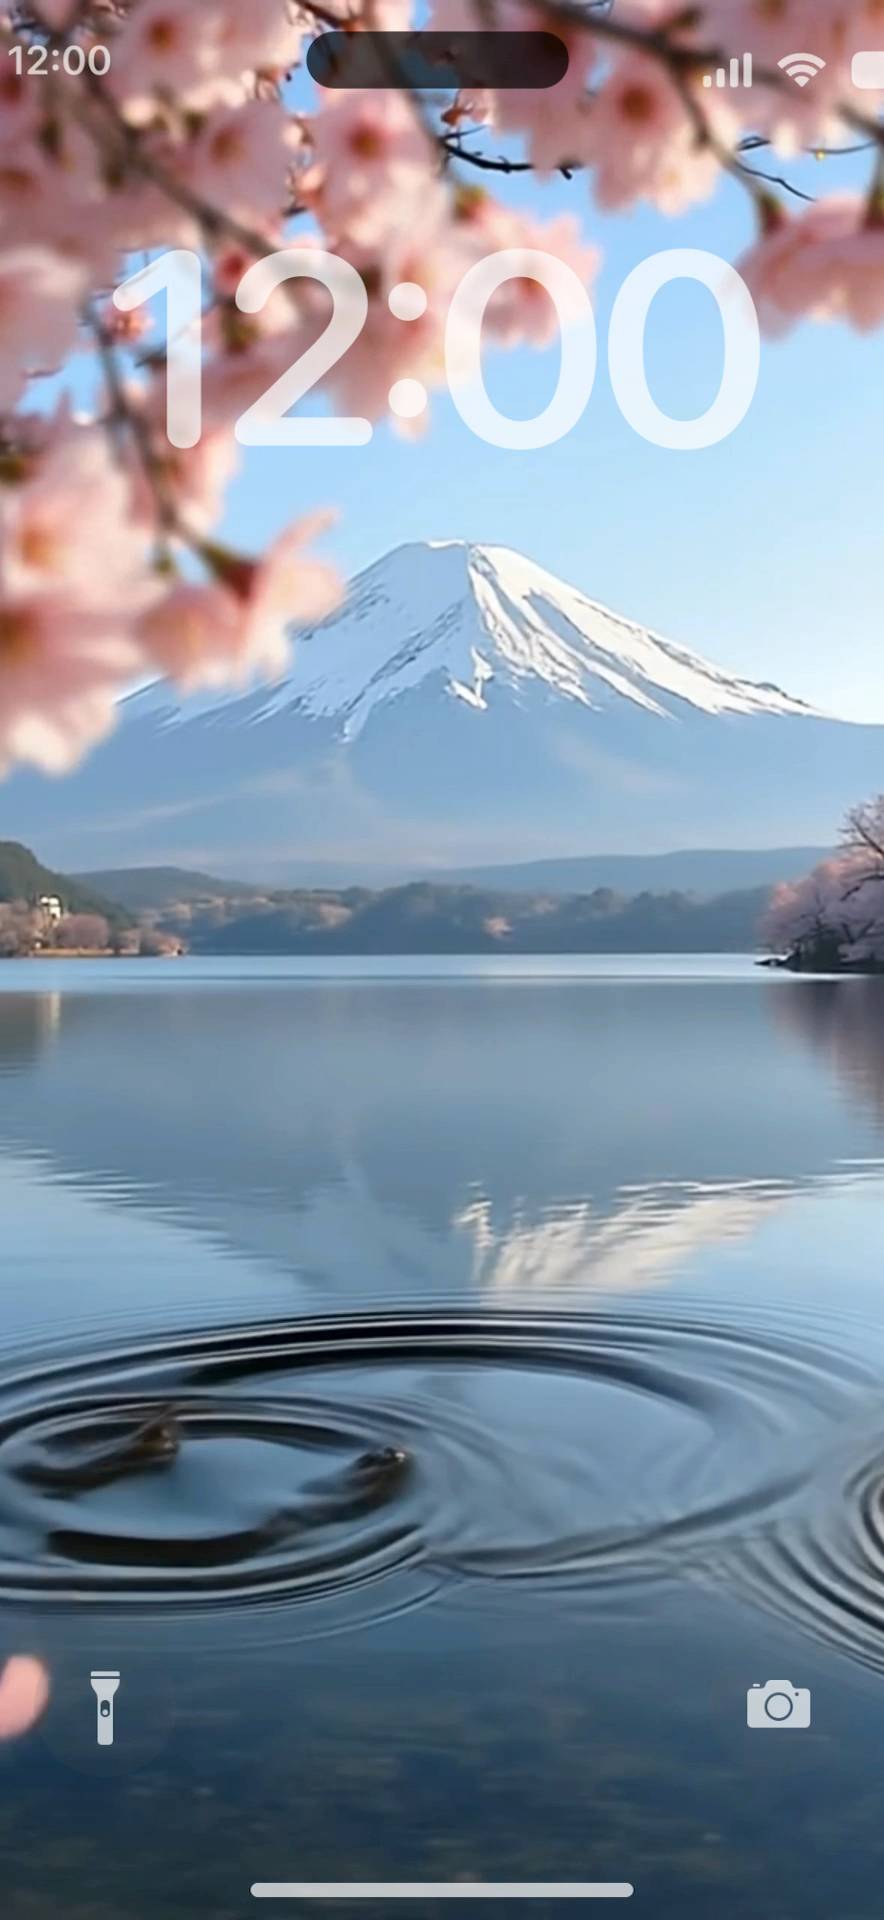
<box><xmin>3</xmin><ymin>957</ymin><xmax>884</xmax><ymax>1918</ymax></box>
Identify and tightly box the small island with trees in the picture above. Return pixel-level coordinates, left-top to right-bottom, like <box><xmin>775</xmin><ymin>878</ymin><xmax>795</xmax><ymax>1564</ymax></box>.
<box><xmin>763</xmin><ymin>795</ymin><xmax>884</xmax><ymax>974</ymax></box>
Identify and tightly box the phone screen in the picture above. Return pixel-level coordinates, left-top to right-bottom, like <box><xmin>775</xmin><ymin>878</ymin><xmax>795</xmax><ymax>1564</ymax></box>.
<box><xmin>2</xmin><ymin>4</ymin><xmax>884</xmax><ymax>1917</ymax></box>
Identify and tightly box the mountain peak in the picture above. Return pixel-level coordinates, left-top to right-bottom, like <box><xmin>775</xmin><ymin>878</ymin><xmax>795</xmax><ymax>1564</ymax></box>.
<box><xmin>10</xmin><ymin>538</ymin><xmax>871</xmax><ymax>881</ymax></box>
<box><xmin>272</xmin><ymin>539</ymin><xmax>818</xmax><ymax>738</ymax></box>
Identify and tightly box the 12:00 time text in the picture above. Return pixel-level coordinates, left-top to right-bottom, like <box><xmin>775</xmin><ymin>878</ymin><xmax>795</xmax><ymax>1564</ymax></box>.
<box><xmin>8</xmin><ymin>41</ymin><xmax>111</xmax><ymax>76</ymax></box>
<box><xmin>114</xmin><ymin>246</ymin><xmax>762</xmax><ymax>456</ymax></box>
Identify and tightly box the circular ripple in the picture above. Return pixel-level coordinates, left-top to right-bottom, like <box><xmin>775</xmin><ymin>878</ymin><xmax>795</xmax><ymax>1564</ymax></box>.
<box><xmin>0</xmin><ymin>1310</ymin><xmax>870</xmax><ymax>1625</ymax></box>
<box><xmin>0</xmin><ymin>1396</ymin><xmax>420</xmax><ymax>1609</ymax></box>
<box><xmin>730</xmin><ymin>1425</ymin><xmax>884</xmax><ymax>1672</ymax></box>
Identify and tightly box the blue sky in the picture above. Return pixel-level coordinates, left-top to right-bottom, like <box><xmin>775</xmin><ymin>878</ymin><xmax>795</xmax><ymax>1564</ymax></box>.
<box><xmin>220</xmin><ymin>142</ymin><xmax>883</xmax><ymax>724</ymax></box>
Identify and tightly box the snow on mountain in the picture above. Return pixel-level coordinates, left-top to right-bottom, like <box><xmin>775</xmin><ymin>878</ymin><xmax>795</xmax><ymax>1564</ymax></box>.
<box><xmin>5</xmin><ymin>540</ymin><xmax>880</xmax><ymax>879</ymax></box>
<box><xmin>263</xmin><ymin>540</ymin><xmax>817</xmax><ymax>734</ymax></box>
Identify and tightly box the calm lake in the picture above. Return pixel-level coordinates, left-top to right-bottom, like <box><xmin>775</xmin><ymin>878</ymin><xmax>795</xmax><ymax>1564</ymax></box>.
<box><xmin>2</xmin><ymin>956</ymin><xmax>884</xmax><ymax>1918</ymax></box>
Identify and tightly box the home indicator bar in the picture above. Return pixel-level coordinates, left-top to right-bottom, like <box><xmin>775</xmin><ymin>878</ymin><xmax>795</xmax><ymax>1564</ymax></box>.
<box><xmin>251</xmin><ymin>1885</ymin><xmax>634</xmax><ymax>1901</ymax></box>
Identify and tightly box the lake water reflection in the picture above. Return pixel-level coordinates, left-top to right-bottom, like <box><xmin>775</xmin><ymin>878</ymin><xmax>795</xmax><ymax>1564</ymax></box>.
<box><xmin>2</xmin><ymin>958</ymin><xmax>884</xmax><ymax>1919</ymax></box>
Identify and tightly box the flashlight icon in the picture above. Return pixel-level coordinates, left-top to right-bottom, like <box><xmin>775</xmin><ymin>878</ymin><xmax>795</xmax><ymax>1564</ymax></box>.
<box><xmin>90</xmin><ymin>1670</ymin><xmax>120</xmax><ymax>1746</ymax></box>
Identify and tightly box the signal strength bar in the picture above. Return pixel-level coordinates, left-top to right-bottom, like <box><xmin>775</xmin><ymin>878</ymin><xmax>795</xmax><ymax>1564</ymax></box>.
<box><xmin>702</xmin><ymin>52</ymin><xmax>753</xmax><ymax>88</ymax></box>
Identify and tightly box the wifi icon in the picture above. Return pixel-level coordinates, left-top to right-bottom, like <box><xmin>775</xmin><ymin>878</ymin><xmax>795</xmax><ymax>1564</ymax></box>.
<box><xmin>778</xmin><ymin>51</ymin><xmax>826</xmax><ymax>87</ymax></box>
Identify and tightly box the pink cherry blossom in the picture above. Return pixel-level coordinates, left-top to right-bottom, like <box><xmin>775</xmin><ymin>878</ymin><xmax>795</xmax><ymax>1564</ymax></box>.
<box><xmin>125</xmin><ymin>391</ymin><xmax>240</xmax><ymax>535</ymax></box>
<box><xmin>0</xmin><ymin>64</ymin><xmax>41</xmax><ymax>153</ymax></box>
<box><xmin>303</xmin><ymin>91</ymin><xmax>447</xmax><ymax>257</ymax></box>
<box><xmin>708</xmin><ymin>0</ymin><xmax>860</xmax><ymax>137</ymax></box>
<box><xmin>136</xmin><ymin>580</ymin><xmax>246</xmax><ymax>690</ymax></box>
<box><xmin>211</xmin><ymin>0</ymin><xmax>307</xmax><ymax>84</ymax></box>
<box><xmin>366</xmin><ymin>0</ymin><xmax>414</xmax><ymax>23</ymax></box>
<box><xmin>228</xmin><ymin>514</ymin><xmax>341</xmax><ymax>678</ymax></box>
<box><xmin>764</xmin><ymin>850</ymin><xmax>884</xmax><ymax>968</ymax></box>
<box><xmin>763</xmin><ymin>795</ymin><xmax>884</xmax><ymax>969</ymax></box>
<box><xmin>451</xmin><ymin>200</ymin><xmax>599</xmax><ymax>346</ymax></box>
<box><xmin>0</xmin><ymin>248</ymin><xmax>86</xmax><ymax>410</ymax></box>
<box><xmin>432</xmin><ymin>0</ymin><xmax>597</xmax><ymax>173</ymax></box>
<box><xmin>321</xmin><ymin>281</ymin><xmax>442</xmax><ymax>422</ymax></box>
<box><xmin>741</xmin><ymin>196</ymin><xmax>884</xmax><ymax>334</ymax></box>
<box><xmin>0</xmin><ymin>107</ymin><xmax>115</xmax><ymax>276</ymax></box>
<box><xmin>34</xmin><ymin>0</ymin><xmax>79</xmax><ymax>25</ymax></box>
<box><xmin>111</xmin><ymin>0</ymin><xmax>306</xmax><ymax>125</ymax></box>
<box><xmin>579</xmin><ymin>51</ymin><xmax>724</xmax><ymax>213</ymax></box>
<box><xmin>200</xmin><ymin>282</ymin><xmax>317</xmax><ymax>431</ymax></box>
<box><xmin>1</xmin><ymin>0</ymin><xmax>884</xmax><ymax>781</ymax></box>
<box><xmin>99</xmin><ymin>152</ymin><xmax>199</xmax><ymax>258</ymax></box>
<box><xmin>140</xmin><ymin>516</ymin><xmax>339</xmax><ymax>689</ymax></box>
<box><xmin>323</xmin><ymin>213</ymin><xmax>480</xmax><ymax>421</ymax></box>
<box><xmin>109</xmin><ymin>0</ymin><xmax>236</xmax><ymax>124</ymax></box>
<box><xmin>188</xmin><ymin>100</ymin><xmax>302</xmax><ymax>233</ymax></box>
<box><xmin>0</xmin><ymin>592</ymin><xmax>141</xmax><ymax>776</ymax></box>
<box><xmin>1</xmin><ymin>424</ymin><xmax>152</xmax><ymax>605</ymax></box>
<box><xmin>0</xmin><ymin>1656</ymin><xmax>50</xmax><ymax>1739</ymax></box>
<box><xmin>490</xmin><ymin>24</ymin><xmax>597</xmax><ymax>176</ymax></box>
<box><xmin>0</xmin><ymin>147</ymin><xmax>49</xmax><ymax>245</ymax></box>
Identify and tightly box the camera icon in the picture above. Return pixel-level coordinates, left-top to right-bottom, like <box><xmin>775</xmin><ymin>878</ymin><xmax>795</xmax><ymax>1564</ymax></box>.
<box><xmin>746</xmin><ymin>1680</ymin><xmax>811</xmax><ymax>1729</ymax></box>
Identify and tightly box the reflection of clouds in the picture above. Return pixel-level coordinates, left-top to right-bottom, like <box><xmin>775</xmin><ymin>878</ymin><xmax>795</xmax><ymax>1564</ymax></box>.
<box><xmin>770</xmin><ymin>979</ymin><xmax>884</xmax><ymax>1128</ymax></box>
<box><xmin>456</xmin><ymin>1179</ymin><xmax>815</xmax><ymax>1297</ymax></box>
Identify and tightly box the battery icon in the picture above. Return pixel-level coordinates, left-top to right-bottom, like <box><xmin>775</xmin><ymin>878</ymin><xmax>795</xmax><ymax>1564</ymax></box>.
<box><xmin>851</xmin><ymin>51</ymin><xmax>884</xmax><ymax>87</ymax></box>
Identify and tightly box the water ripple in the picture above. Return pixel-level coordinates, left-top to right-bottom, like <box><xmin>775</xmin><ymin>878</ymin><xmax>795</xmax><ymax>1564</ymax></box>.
<box><xmin>726</xmin><ymin>1425</ymin><xmax>884</xmax><ymax>1673</ymax></box>
<box><xmin>0</xmin><ymin>1309</ymin><xmax>877</xmax><ymax>1640</ymax></box>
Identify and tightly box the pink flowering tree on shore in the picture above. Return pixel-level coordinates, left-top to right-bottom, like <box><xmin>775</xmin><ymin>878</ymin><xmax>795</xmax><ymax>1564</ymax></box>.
<box><xmin>764</xmin><ymin>796</ymin><xmax>884</xmax><ymax>971</ymax></box>
<box><xmin>3</xmin><ymin>0</ymin><xmax>884</xmax><ymax>777</ymax></box>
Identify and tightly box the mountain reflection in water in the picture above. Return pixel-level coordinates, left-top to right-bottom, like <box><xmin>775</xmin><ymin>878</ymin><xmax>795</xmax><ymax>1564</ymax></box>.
<box><xmin>1</xmin><ymin>968</ymin><xmax>883</xmax><ymax>1312</ymax></box>
<box><xmin>3</xmin><ymin>961</ymin><xmax>884</xmax><ymax>1920</ymax></box>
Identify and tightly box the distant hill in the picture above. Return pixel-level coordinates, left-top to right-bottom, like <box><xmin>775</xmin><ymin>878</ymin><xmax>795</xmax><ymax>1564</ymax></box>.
<box><xmin>73</xmin><ymin>847</ymin><xmax>827</xmax><ymax>910</ymax></box>
<box><xmin>0</xmin><ymin>843</ymin><xmax>129</xmax><ymax>925</ymax></box>
<box><xmin>73</xmin><ymin>866</ymin><xmax>255</xmax><ymax>912</ymax></box>
<box><xmin>442</xmin><ymin>847</ymin><xmax>830</xmax><ymax>897</ymax></box>
<box><xmin>4</xmin><ymin>849</ymin><xmax>776</xmax><ymax>952</ymax></box>
<box><xmin>193</xmin><ymin>881</ymin><xmax>771</xmax><ymax>956</ymax></box>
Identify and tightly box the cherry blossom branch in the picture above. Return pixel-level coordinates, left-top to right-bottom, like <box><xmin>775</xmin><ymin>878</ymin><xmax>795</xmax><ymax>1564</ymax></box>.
<box><xmin>4</xmin><ymin>0</ymin><xmax>884</xmax><ymax>786</ymax></box>
<box><xmin>74</xmin><ymin>72</ymin><xmax>297</xmax><ymax>260</ymax></box>
<box><xmin>88</xmin><ymin>303</ymin><xmax>179</xmax><ymax>545</ymax></box>
<box><xmin>440</xmin><ymin>130</ymin><xmax>578</xmax><ymax>178</ymax></box>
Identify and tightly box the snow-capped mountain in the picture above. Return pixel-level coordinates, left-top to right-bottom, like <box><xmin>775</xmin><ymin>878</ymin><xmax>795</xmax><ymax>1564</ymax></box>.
<box><xmin>6</xmin><ymin>541</ymin><xmax>883</xmax><ymax>879</ymax></box>
<box><xmin>264</xmin><ymin>540</ymin><xmax>816</xmax><ymax>733</ymax></box>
